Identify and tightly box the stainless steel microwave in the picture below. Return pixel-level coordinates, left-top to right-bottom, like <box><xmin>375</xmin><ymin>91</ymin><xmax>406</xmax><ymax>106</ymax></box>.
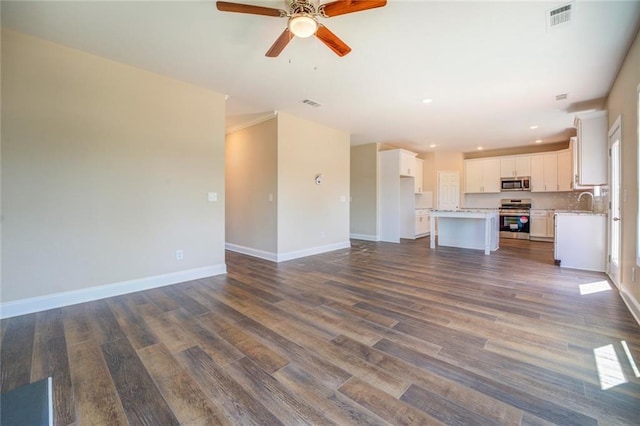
<box><xmin>501</xmin><ymin>177</ymin><xmax>530</xmax><ymax>191</ymax></box>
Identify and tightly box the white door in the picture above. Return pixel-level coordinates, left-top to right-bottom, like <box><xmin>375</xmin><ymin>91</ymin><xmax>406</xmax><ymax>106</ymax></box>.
<box><xmin>608</xmin><ymin>117</ymin><xmax>622</xmax><ymax>288</ymax></box>
<box><xmin>438</xmin><ymin>171</ymin><xmax>460</xmax><ymax>210</ymax></box>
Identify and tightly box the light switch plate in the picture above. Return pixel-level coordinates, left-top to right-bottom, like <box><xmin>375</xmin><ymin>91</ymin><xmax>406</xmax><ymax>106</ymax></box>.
<box><xmin>208</xmin><ymin>192</ymin><xmax>217</xmax><ymax>202</ymax></box>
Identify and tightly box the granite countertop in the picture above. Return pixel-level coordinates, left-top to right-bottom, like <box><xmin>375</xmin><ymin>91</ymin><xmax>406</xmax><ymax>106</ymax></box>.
<box><xmin>450</xmin><ymin>208</ymin><xmax>498</xmax><ymax>212</ymax></box>
<box><xmin>432</xmin><ymin>208</ymin><xmax>499</xmax><ymax>213</ymax></box>
<box><xmin>555</xmin><ymin>210</ymin><xmax>607</xmax><ymax>216</ymax></box>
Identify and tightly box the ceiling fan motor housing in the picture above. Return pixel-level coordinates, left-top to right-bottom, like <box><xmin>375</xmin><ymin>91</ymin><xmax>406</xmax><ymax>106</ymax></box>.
<box><xmin>289</xmin><ymin>0</ymin><xmax>319</xmax><ymax>16</ymax></box>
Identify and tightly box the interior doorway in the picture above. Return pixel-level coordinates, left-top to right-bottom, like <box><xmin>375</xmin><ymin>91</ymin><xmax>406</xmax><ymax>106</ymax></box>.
<box><xmin>608</xmin><ymin>116</ymin><xmax>622</xmax><ymax>289</ymax></box>
<box><xmin>437</xmin><ymin>171</ymin><xmax>460</xmax><ymax>210</ymax></box>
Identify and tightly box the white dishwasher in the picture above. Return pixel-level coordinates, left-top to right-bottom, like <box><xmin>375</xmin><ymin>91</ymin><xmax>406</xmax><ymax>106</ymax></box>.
<box><xmin>554</xmin><ymin>212</ymin><xmax>607</xmax><ymax>271</ymax></box>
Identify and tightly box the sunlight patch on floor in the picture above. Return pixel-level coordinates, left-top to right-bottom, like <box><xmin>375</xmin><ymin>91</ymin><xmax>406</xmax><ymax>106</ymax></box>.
<box><xmin>621</xmin><ymin>340</ymin><xmax>640</xmax><ymax>378</ymax></box>
<box><xmin>594</xmin><ymin>344</ymin><xmax>627</xmax><ymax>390</ymax></box>
<box><xmin>579</xmin><ymin>280</ymin><xmax>611</xmax><ymax>295</ymax></box>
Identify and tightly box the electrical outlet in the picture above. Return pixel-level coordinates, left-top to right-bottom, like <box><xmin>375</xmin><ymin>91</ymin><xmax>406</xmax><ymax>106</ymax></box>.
<box><xmin>208</xmin><ymin>192</ymin><xmax>217</xmax><ymax>202</ymax></box>
<box><xmin>176</xmin><ymin>249</ymin><xmax>184</xmax><ymax>260</ymax></box>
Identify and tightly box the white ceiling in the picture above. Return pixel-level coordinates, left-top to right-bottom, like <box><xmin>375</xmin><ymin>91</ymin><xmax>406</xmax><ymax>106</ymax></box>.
<box><xmin>2</xmin><ymin>1</ymin><xmax>640</xmax><ymax>153</ymax></box>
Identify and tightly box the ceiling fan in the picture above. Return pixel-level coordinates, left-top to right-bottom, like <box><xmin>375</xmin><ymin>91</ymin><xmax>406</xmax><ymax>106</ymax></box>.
<box><xmin>216</xmin><ymin>0</ymin><xmax>387</xmax><ymax>57</ymax></box>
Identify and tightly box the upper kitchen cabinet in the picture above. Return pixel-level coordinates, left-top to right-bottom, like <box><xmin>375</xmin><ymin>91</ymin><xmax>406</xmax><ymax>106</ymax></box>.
<box><xmin>500</xmin><ymin>156</ymin><xmax>531</xmax><ymax>178</ymax></box>
<box><xmin>531</xmin><ymin>149</ymin><xmax>572</xmax><ymax>192</ymax></box>
<box><xmin>573</xmin><ymin>111</ymin><xmax>608</xmax><ymax>186</ymax></box>
<box><xmin>380</xmin><ymin>148</ymin><xmax>417</xmax><ymax>177</ymax></box>
<box><xmin>464</xmin><ymin>158</ymin><xmax>500</xmax><ymax>193</ymax></box>
<box><xmin>557</xmin><ymin>150</ymin><xmax>572</xmax><ymax>191</ymax></box>
<box><xmin>414</xmin><ymin>158</ymin><xmax>424</xmax><ymax>193</ymax></box>
<box><xmin>395</xmin><ymin>149</ymin><xmax>417</xmax><ymax>177</ymax></box>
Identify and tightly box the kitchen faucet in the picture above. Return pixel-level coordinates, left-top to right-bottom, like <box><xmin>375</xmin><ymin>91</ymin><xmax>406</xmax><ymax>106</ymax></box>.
<box><xmin>577</xmin><ymin>191</ymin><xmax>594</xmax><ymax>211</ymax></box>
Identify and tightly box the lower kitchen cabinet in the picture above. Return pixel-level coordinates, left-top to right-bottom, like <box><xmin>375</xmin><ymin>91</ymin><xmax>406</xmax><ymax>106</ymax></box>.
<box><xmin>530</xmin><ymin>209</ymin><xmax>554</xmax><ymax>241</ymax></box>
<box><xmin>415</xmin><ymin>210</ymin><xmax>431</xmax><ymax>238</ymax></box>
<box><xmin>546</xmin><ymin>210</ymin><xmax>555</xmax><ymax>238</ymax></box>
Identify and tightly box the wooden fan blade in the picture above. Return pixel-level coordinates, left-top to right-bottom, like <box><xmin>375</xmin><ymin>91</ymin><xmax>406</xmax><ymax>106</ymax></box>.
<box><xmin>321</xmin><ymin>0</ymin><xmax>387</xmax><ymax>17</ymax></box>
<box><xmin>316</xmin><ymin>25</ymin><xmax>352</xmax><ymax>57</ymax></box>
<box><xmin>266</xmin><ymin>28</ymin><xmax>294</xmax><ymax>57</ymax></box>
<box><xmin>216</xmin><ymin>1</ymin><xmax>284</xmax><ymax>17</ymax></box>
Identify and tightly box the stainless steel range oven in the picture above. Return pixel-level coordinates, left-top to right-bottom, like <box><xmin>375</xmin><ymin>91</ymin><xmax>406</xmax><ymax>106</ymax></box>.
<box><xmin>499</xmin><ymin>198</ymin><xmax>531</xmax><ymax>239</ymax></box>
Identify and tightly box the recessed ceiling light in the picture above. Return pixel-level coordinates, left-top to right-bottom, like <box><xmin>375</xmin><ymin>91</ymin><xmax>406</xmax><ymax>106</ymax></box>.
<box><xmin>530</xmin><ymin>125</ymin><xmax>539</xmax><ymax>129</ymax></box>
<box><xmin>422</xmin><ymin>99</ymin><xmax>433</xmax><ymax>104</ymax></box>
<box><xmin>429</xmin><ymin>144</ymin><xmax>437</xmax><ymax>148</ymax></box>
<box><xmin>477</xmin><ymin>146</ymin><xmax>483</xmax><ymax>151</ymax></box>
<box><xmin>535</xmin><ymin>139</ymin><xmax>542</xmax><ymax>144</ymax></box>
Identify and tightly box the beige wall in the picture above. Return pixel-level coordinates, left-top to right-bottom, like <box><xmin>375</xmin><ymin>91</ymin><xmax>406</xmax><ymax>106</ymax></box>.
<box><xmin>225</xmin><ymin>118</ymin><xmax>278</xmax><ymax>253</ymax></box>
<box><xmin>426</xmin><ymin>151</ymin><xmax>464</xmax><ymax>208</ymax></box>
<box><xmin>606</xmin><ymin>29</ymin><xmax>640</xmax><ymax>307</ymax></box>
<box><xmin>1</xmin><ymin>30</ymin><xmax>226</xmax><ymax>303</ymax></box>
<box><xmin>277</xmin><ymin>113</ymin><xmax>350</xmax><ymax>254</ymax></box>
<box><xmin>422</xmin><ymin>152</ymin><xmax>436</xmax><ymax>192</ymax></box>
<box><xmin>350</xmin><ymin>143</ymin><xmax>378</xmax><ymax>239</ymax></box>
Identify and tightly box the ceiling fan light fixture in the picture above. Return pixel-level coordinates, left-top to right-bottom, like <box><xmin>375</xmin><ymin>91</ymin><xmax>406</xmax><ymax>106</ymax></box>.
<box><xmin>288</xmin><ymin>15</ymin><xmax>318</xmax><ymax>38</ymax></box>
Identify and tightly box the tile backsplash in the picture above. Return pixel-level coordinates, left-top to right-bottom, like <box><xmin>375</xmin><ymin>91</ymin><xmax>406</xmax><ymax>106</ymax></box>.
<box><xmin>464</xmin><ymin>187</ymin><xmax>607</xmax><ymax>212</ymax></box>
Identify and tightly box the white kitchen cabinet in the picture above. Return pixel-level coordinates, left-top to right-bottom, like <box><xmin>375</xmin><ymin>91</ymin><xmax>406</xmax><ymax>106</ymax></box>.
<box><xmin>530</xmin><ymin>210</ymin><xmax>548</xmax><ymax>238</ymax></box>
<box><xmin>399</xmin><ymin>150</ymin><xmax>417</xmax><ymax>177</ymax></box>
<box><xmin>531</xmin><ymin>154</ymin><xmax>558</xmax><ymax>192</ymax></box>
<box><xmin>414</xmin><ymin>158</ymin><xmax>424</xmax><ymax>193</ymax></box>
<box><xmin>574</xmin><ymin>111</ymin><xmax>608</xmax><ymax>185</ymax></box>
<box><xmin>465</xmin><ymin>160</ymin><xmax>482</xmax><ymax>193</ymax></box>
<box><xmin>530</xmin><ymin>209</ymin><xmax>554</xmax><ymax>241</ymax></box>
<box><xmin>570</xmin><ymin>137</ymin><xmax>593</xmax><ymax>190</ymax></box>
<box><xmin>557</xmin><ymin>150</ymin><xmax>572</xmax><ymax>191</ymax></box>
<box><xmin>415</xmin><ymin>210</ymin><xmax>430</xmax><ymax>238</ymax></box>
<box><xmin>500</xmin><ymin>156</ymin><xmax>531</xmax><ymax>178</ymax></box>
<box><xmin>531</xmin><ymin>155</ymin><xmax>544</xmax><ymax>191</ymax></box>
<box><xmin>542</xmin><ymin>154</ymin><xmax>558</xmax><ymax>192</ymax></box>
<box><xmin>546</xmin><ymin>210</ymin><xmax>555</xmax><ymax>238</ymax></box>
<box><xmin>554</xmin><ymin>212</ymin><xmax>606</xmax><ymax>271</ymax></box>
<box><xmin>531</xmin><ymin>149</ymin><xmax>572</xmax><ymax>192</ymax></box>
<box><xmin>464</xmin><ymin>158</ymin><xmax>500</xmax><ymax>193</ymax></box>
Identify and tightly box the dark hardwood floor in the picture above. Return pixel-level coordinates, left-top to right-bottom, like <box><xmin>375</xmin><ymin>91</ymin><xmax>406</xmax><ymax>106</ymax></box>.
<box><xmin>2</xmin><ymin>238</ymin><xmax>640</xmax><ymax>425</ymax></box>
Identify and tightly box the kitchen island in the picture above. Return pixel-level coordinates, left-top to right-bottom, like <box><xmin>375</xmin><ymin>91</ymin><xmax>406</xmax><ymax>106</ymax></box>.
<box><xmin>430</xmin><ymin>209</ymin><xmax>499</xmax><ymax>255</ymax></box>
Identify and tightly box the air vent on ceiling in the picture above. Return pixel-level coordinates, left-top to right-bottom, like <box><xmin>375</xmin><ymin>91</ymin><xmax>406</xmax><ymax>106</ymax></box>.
<box><xmin>555</xmin><ymin>93</ymin><xmax>568</xmax><ymax>101</ymax></box>
<box><xmin>548</xmin><ymin>3</ymin><xmax>572</xmax><ymax>29</ymax></box>
<box><xmin>301</xmin><ymin>99</ymin><xmax>322</xmax><ymax>108</ymax></box>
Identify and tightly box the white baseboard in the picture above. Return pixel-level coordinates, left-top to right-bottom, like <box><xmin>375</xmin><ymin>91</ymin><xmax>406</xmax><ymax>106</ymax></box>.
<box><xmin>277</xmin><ymin>241</ymin><xmax>351</xmax><ymax>262</ymax></box>
<box><xmin>350</xmin><ymin>233</ymin><xmax>379</xmax><ymax>242</ymax></box>
<box><xmin>620</xmin><ymin>286</ymin><xmax>640</xmax><ymax>326</ymax></box>
<box><xmin>227</xmin><ymin>241</ymin><xmax>351</xmax><ymax>263</ymax></box>
<box><xmin>0</xmin><ymin>264</ymin><xmax>227</xmax><ymax>319</ymax></box>
<box><xmin>225</xmin><ymin>243</ymin><xmax>277</xmax><ymax>262</ymax></box>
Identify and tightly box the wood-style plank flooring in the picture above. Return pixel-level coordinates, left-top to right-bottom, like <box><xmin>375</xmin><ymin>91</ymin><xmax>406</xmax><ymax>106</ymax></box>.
<box><xmin>2</xmin><ymin>238</ymin><xmax>640</xmax><ymax>425</ymax></box>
